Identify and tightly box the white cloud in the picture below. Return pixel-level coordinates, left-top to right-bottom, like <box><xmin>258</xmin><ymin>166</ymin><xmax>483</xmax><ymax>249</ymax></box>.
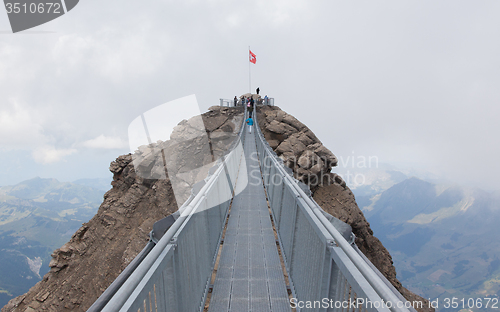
<box><xmin>82</xmin><ymin>134</ymin><xmax>128</xmax><ymax>149</ymax></box>
<box><xmin>256</xmin><ymin>0</ymin><xmax>312</xmax><ymax>25</ymax></box>
<box><xmin>0</xmin><ymin>44</ymin><xmax>21</xmax><ymax>82</ymax></box>
<box><xmin>52</xmin><ymin>34</ymin><xmax>92</xmax><ymax>70</ymax></box>
<box><xmin>52</xmin><ymin>29</ymin><xmax>165</xmax><ymax>83</ymax></box>
<box><xmin>0</xmin><ymin>100</ymin><xmax>46</xmax><ymax>148</ymax></box>
<box><xmin>32</xmin><ymin>146</ymin><xmax>77</xmax><ymax>164</ymax></box>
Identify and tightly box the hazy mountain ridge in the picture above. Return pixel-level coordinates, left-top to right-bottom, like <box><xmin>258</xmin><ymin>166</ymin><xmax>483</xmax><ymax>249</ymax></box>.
<box><xmin>353</xmin><ymin>173</ymin><xmax>500</xmax><ymax>311</ymax></box>
<box><xmin>72</xmin><ymin>178</ymin><xmax>113</xmax><ymax>193</ymax></box>
<box><xmin>0</xmin><ymin>177</ymin><xmax>107</xmax><ymax>308</ymax></box>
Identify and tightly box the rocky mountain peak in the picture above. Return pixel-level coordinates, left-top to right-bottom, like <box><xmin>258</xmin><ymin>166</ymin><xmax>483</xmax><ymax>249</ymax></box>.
<box><xmin>3</xmin><ymin>105</ymin><xmax>431</xmax><ymax>311</ymax></box>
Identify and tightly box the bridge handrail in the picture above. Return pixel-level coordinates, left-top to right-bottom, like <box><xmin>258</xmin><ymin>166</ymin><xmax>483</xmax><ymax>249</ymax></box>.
<box><xmin>253</xmin><ymin>108</ymin><xmax>412</xmax><ymax>312</ymax></box>
<box><xmin>220</xmin><ymin>97</ymin><xmax>274</xmax><ymax>107</ymax></box>
<box><xmin>90</xmin><ymin>108</ymin><xmax>247</xmax><ymax>312</ymax></box>
<box><xmin>91</xmin><ymin>104</ymin><xmax>416</xmax><ymax>312</ymax></box>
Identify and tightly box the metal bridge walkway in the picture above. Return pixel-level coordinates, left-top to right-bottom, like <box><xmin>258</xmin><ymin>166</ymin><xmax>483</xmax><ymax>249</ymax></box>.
<box><xmin>208</xmin><ymin>129</ymin><xmax>291</xmax><ymax>312</ymax></box>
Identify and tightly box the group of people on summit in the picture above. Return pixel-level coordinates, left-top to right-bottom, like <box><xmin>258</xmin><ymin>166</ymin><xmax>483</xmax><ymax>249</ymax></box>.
<box><xmin>233</xmin><ymin>87</ymin><xmax>269</xmax><ymax>107</ymax></box>
<box><xmin>231</xmin><ymin>88</ymin><xmax>269</xmax><ymax>134</ymax></box>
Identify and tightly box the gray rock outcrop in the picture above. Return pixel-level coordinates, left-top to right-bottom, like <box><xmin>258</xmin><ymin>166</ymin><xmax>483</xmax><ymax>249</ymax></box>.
<box><xmin>257</xmin><ymin>107</ymin><xmax>338</xmax><ymax>189</ymax></box>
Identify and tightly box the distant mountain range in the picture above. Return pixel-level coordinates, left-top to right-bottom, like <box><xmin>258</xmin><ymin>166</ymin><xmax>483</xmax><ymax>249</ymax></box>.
<box><xmin>0</xmin><ymin>177</ymin><xmax>108</xmax><ymax>308</ymax></box>
<box><xmin>4</xmin><ymin>170</ymin><xmax>500</xmax><ymax>310</ymax></box>
<box><xmin>349</xmin><ymin>168</ymin><xmax>500</xmax><ymax>311</ymax></box>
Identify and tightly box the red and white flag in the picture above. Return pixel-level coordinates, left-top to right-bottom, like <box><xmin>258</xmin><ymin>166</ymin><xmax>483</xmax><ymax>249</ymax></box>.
<box><xmin>249</xmin><ymin>50</ymin><xmax>256</xmax><ymax>64</ymax></box>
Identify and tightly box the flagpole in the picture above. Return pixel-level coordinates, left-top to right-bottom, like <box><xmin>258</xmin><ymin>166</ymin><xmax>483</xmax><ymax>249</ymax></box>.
<box><xmin>248</xmin><ymin>46</ymin><xmax>251</xmax><ymax>94</ymax></box>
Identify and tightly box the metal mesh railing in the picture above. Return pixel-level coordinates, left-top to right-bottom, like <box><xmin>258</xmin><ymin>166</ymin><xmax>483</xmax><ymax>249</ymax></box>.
<box><xmin>91</xmin><ymin>104</ymin><xmax>416</xmax><ymax>312</ymax></box>
<box><xmin>220</xmin><ymin>97</ymin><xmax>275</xmax><ymax>107</ymax></box>
<box><xmin>90</xmin><ymin>111</ymin><xmax>246</xmax><ymax>312</ymax></box>
<box><xmin>253</xmin><ymin>109</ymin><xmax>413</xmax><ymax>312</ymax></box>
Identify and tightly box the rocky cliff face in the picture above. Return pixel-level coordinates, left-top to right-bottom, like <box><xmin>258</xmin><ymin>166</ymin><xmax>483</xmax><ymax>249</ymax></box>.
<box><xmin>2</xmin><ymin>106</ymin><xmax>244</xmax><ymax>312</ymax></box>
<box><xmin>4</xmin><ymin>104</ymin><xmax>431</xmax><ymax>312</ymax></box>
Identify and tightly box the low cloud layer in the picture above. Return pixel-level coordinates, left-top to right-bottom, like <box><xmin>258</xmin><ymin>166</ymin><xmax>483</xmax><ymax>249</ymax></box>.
<box><xmin>32</xmin><ymin>146</ymin><xmax>77</xmax><ymax>164</ymax></box>
<box><xmin>82</xmin><ymin>135</ymin><xmax>128</xmax><ymax>150</ymax></box>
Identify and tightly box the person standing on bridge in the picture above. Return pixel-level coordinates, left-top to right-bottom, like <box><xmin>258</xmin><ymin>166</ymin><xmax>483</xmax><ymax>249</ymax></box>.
<box><xmin>256</xmin><ymin>87</ymin><xmax>260</xmax><ymax>95</ymax></box>
<box><xmin>247</xmin><ymin>101</ymin><xmax>254</xmax><ymax>117</ymax></box>
<box><xmin>234</xmin><ymin>96</ymin><xmax>237</xmax><ymax>107</ymax></box>
<box><xmin>246</xmin><ymin>116</ymin><xmax>254</xmax><ymax>133</ymax></box>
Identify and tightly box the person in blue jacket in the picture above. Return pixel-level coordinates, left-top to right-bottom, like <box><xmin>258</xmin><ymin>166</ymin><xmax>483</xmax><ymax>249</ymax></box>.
<box><xmin>246</xmin><ymin>116</ymin><xmax>254</xmax><ymax>133</ymax></box>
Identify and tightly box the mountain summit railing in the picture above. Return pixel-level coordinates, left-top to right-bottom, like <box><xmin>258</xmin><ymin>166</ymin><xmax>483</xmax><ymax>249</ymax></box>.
<box><xmin>89</xmin><ymin>104</ymin><xmax>417</xmax><ymax>312</ymax></box>
<box><xmin>220</xmin><ymin>97</ymin><xmax>274</xmax><ymax>107</ymax></box>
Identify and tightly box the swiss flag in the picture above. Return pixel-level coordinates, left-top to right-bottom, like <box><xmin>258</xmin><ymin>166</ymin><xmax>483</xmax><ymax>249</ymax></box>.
<box><xmin>249</xmin><ymin>50</ymin><xmax>256</xmax><ymax>64</ymax></box>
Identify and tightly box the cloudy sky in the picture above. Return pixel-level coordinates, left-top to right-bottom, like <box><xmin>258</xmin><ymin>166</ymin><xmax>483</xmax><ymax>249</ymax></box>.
<box><xmin>0</xmin><ymin>1</ymin><xmax>499</xmax><ymax>190</ymax></box>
